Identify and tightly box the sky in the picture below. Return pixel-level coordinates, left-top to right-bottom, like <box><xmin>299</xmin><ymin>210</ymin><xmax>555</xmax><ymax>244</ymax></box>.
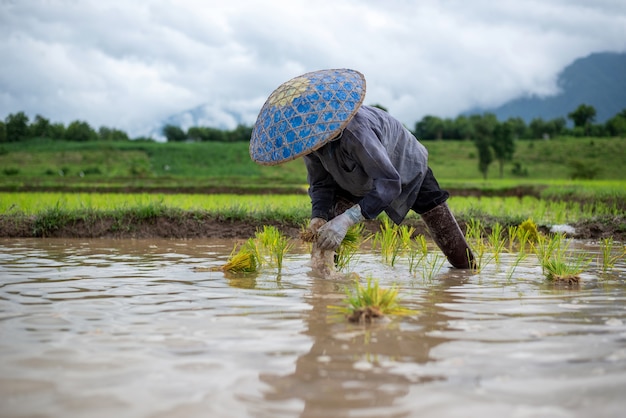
<box><xmin>1</xmin><ymin>0</ymin><xmax>625</xmax><ymax>137</ymax></box>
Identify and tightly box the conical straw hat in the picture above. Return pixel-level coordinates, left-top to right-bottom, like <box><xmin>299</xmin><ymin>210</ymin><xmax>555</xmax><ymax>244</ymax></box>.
<box><xmin>250</xmin><ymin>68</ymin><xmax>366</xmax><ymax>165</ymax></box>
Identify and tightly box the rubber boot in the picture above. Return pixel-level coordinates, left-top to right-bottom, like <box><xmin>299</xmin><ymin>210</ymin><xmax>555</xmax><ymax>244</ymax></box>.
<box><xmin>420</xmin><ymin>202</ymin><xmax>475</xmax><ymax>269</ymax></box>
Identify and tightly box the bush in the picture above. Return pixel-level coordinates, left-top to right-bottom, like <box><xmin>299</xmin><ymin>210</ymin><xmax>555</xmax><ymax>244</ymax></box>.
<box><xmin>568</xmin><ymin>159</ymin><xmax>600</xmax><ymax>180</ymax></box>
<box><xmin>511</xmin><ymin>162</ymin><xmax>529</xmax><ymax>177</ymax></box>
<box><xmin>82</xmin><ymin>167</ymin><xmax>102</xmax><ymax>176</ymax></box>
<box><xmin>3</xmin><ymin>167</ymin><xmax>19</xmax><ymax>175</ymax></box>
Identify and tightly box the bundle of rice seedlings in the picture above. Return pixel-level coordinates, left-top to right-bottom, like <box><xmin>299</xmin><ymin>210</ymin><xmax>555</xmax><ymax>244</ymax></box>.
<box><xmin>219</xmin><ymin>238</ymin><xmax>259</xmax><ymax>273</ymax></box>
<box><xmin>330</xmin><ymin>276</ymin><xmax>416</xmax><ymax>324</ymax></box>
<box><xmin>255</xmin><ymin>225</ymin><xmax>292</xmax><ymax>270</ymax></box>
<box><xmin>335</xmin><ymin>223</ymin><xmax>365</xmax><ymax>270</ymax></box>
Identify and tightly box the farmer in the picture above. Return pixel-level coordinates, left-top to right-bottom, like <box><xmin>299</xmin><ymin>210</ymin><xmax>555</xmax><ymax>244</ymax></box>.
<box><xmin>249</xmin><ymin>69</ymin><xmax>474</xmax><ymax>269</ymax></box>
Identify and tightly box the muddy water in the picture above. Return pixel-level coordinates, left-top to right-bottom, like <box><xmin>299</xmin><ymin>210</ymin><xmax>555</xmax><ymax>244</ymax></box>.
<box><xmin>1</xmin><ymin>238</ymin><xmax>625</xmax><ymax>418</ymax></box>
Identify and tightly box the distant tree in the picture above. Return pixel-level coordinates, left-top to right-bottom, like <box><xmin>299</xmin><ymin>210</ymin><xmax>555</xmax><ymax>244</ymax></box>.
<box><xmin>414</xmin><ymin>115</ymin><xmax>444</xmax><ymax>140</ymax></box>
<box><xmin>30</xmin><ymin>115</ymin><xmax>51</xmax><ymax>138</ymax></box>
<box><xmin>529</xmin><ymin>118</ymin><xmax>548</xmax><ymax>139</ymax></box>
<box><xmin>162</xmin><ymin>124</ymin><xmax>187</xmax><ymax>142</ymax></box>
<box><xmin>470</xmin><ymin>113</ymin><xmax>498</xmax><ymax>140</ymax></box>
<box><xmin>568</xmin><ymin>104</ymin><xmax>596</xmax><ymax>135</ymax></box>
<box><xmin>48</xmin><ymin>123</ymin><xmax>66</xmax><ymax>140</ymax></box>
<box><xmin>66</xmin><ymin>120</ymin><xmax>98</xmax><ymax>141</ymax></box>
<box><xmin>505</xmin><ymin>117</ymin><xmax>527</xmax><ymax>139</ymax></box>
<box><xmin>187</xmin><ymin>126</ymin><xmax>226</xmax><ymax>142</ymax></box>
<box><xmin>225</xmin><ymin>124</ymin><xmax>253</xmax><ymax>142</ymax></box>
<box><xmin>98</xmin><ymin>126</ymin><xmax>129</xmax><ymax>141</ymax></box>
<box><xmin>0</xmin><ymin>121</ymin><xmax>6</xmax><ymax>143</ymax></box>
<box><xmin>492</xmin><ymin>121</ymin><xmax>516</xmax><ymax>178</ymax></box>
<box><xmin>5</xmin><ymin>111</ymin><xmax>30</xmax><ymax>142</ymax></box>
<box><xmin>471</xmin><ymin>113</ymin><xmax>498</xmax><ymax>179</ymax></box>
<box><xmin>475</xmin><ymin>137</ymin><xmax>493</xmax><ymax>180</ymax></box>
<box><xmin>547</xmin><ymin>117</ymin><xmax>567</xmax><ymax>137</ymax></box>
<box><xmin>453</xmin><ymin>115</ymin><xmax>474</xmax><ymax>140</ymax></box>
<box><xmin>606</xmin><ymin>111</ymin><xmax>626</xmax><ymax>137</ymax></box>
<box><xmin>441</xmin><ymin>118</ymin><xmax>457</xmax><ymax>140</ymax></box>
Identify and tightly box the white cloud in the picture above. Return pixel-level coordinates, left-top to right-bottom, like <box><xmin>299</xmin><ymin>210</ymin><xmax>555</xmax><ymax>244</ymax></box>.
<box><xmin>0</xmin><ymin>0</ymin><xmax>624</xmax><ymax>136</ymax></box>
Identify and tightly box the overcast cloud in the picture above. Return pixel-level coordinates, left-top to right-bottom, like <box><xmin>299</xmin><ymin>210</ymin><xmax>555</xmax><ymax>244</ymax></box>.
<box><xmin>1</xmin><ymin>0</ymin><xmax>625</xmax><ymax>137</ymax></box>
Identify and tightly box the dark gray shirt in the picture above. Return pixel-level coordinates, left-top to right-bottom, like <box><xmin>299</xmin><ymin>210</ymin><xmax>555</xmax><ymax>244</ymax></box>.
<box><xmin>304</xmin><ymin>105</ymin><xmax>429</xmax><ymax>224</ymax></box>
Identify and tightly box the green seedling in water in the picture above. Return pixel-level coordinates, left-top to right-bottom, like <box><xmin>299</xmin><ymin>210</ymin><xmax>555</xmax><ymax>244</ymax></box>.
<box><xmin>255</xmin><ymin>225</ymin><xmax>292</xmax><ymax>271</ymax></box>
<box><xmin>372</xmin><ymin>217</ymin><xmax>415</xmax><ymax>266</ymax></box>
<box><xmin>598</xmin><ymin>237</ymin><xmax>626</xmax><ymax>274</ymax></box>
<box><xmin>505</xmin><ymin>251</ymin><xmax>528</xmax><ymax>283</ymax></box>
<box><xmin>464</xmin><ymin>218</ymin><xmax>494</xmax><ymax>272</ymax></box>
<box><xmin>407</xmin><ymin>234</ymin><xmax>429</xmax><ymax>275</ymax></box>
<box><xmin>372</xmin><ymin>217</ymin><xmax>401</xmax><ymax>265</ymax></box>
<box><xmin>534</xmin><ymin>233</ymin><xmax>590</xmax><ymax>284</ymax></box>
<box><xmin>518</xmin><ymin>218</ymin><xmax>539</xmax><ymax>243</ymax></box>
<box><xmin>487</xmin><ymin>222</ymin><xmax>506</xmax><ymax>264</ymax></box>
<box><xmin>420</xmin><ymin>253</ymin><xmax>446</xmax><ymax>281</ymax></box>
<box><xmin>330</xmin><ymin>276</ymin><xmax>416</xmax><ymax>324</ymax></box>
<box><xmin>507</xmin><ymin>225</ymin><xmax>518</xmax><ymax>253</ymax></box>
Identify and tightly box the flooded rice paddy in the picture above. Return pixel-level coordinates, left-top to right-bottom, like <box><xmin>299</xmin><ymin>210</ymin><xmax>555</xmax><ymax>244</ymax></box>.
<box><xmin>1</xmin><ymin>237</ymin><xmax>625</xmax><ymax>418</ymax></box>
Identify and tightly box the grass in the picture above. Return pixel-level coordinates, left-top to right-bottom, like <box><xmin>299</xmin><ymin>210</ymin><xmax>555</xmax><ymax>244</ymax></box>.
<box><xmin>1</xmin><ymin>191</ymin><xmax>624</xmax><ymax>243</ymax></box>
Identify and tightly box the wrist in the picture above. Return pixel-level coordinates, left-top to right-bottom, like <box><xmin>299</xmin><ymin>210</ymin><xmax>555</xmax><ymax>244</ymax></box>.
<box><xmin>344</xmin><ymin>204</ymin><xmax>365</xmax><ymax>224</ymax></box>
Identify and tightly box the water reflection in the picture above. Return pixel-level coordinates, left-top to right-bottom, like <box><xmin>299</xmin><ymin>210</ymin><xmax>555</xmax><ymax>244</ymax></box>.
<box><xmin>259</xmin><ymin>272</ymin><xmax>469</xmax><ymax>417</ymax></box>
<box><xmin>0</xmin><ymin>238</ymin><xmax>625</xmax><ymax>418</ymax></box>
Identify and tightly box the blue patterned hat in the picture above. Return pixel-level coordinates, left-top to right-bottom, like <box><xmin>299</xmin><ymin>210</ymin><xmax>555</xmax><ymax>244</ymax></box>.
<box><xmin>250</xmin><ymin>68</ymin><xmax>366</xmax><ymax>165</ymax></box>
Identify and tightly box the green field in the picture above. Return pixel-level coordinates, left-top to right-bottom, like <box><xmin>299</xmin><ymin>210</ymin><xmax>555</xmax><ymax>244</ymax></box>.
<box><xmin>1</xmin><ymin>137</ymin><xmax>625</xmax><ymax>193</ymax></box>
<box><xmin>0</xmin><ymin>137</ymin><xmax>624</xmax><ymax>240</ymax></box>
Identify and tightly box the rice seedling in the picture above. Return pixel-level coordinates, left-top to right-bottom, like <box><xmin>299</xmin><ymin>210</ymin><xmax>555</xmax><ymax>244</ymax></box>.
<box><xmin>335</xmin><ymin>223</ymin><xmax>366</xmax><ymax>270</ymax></box>
<box><xmin>534</xmin><ymin>233</ymin><xmax>590</xmax><ymax>284</ymax></box>
<box><xmin>420</xmin><ymin>253</ymin><xmax>446</xmax><ymax>282</ymax></box>
<box><xmin>517</xmin><ymin>218</ymin><xmax>539</xmax><ymax>243</ymax></box>
<box><xmin>487</xmin><ymin>222</ymin><xmax>506</xmax><ymax>264</ymax></box>
<box><xmin>371</xmin><ymin>217</ymin><xmax>415</xmax><ymax>266</ymax></box>
<box><xmin>255</xmin><ymin>225</ymin><xmax>292</xmax><ymax>271</ymax></box>
<box><xmin>329</xmin><ymin>276</ymin><xmax>416</xmax><ymax>324</ymax></box>
<box><xmin>464</xmin><ymin>218</ymin><xmax>494</xmax><ymax>272</ymax></box>
<box><xmin>407</xmin><ymin>234</ymin><xmax>429</xmax><ymax>275</ymax></box>
<box><xmin>598</xmin><ymin>237</ymin><xmax>626</xmax><ymax>274</ymax></box>
<box><xmin>506</xmin><ymin>225</ymin><xmax>518</xmax><ymax>253</ymax></box>
<box><xmin>372</xmin><ymin>217</ymin><xmax>401</xmax><ymax>265</ymax></box>
<box><xmin>299</xmin><ymin>221</ymin><xmax>367</xmax><ymax>271</ymax></box>
<box><xmin>218</xmin><ymin>238</ymin><xmax>259</xmax><ymax>273</ymax></box>
<box><xmin>505</xmin><ymin>252</ymin><xmax>528</xmax><ymax>283</ymax></box>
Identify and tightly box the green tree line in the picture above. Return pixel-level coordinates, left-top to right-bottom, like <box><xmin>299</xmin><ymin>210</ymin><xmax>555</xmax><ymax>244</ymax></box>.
<box><xmin>3</xmin><ymin>104</ymin><xmax>625</xmax><ymax>145</ymax></box>
<box><xmin>2</xmin><ymin>104</ymin><xmax>625</xmax><ymax>180</ymax></box>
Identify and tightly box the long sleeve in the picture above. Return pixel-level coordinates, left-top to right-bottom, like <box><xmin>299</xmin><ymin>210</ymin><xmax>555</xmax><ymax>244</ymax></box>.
<box><xmin>304</xmin><ymin>153</ymin><xmax>337</xmax><ymax>220</ymax></box>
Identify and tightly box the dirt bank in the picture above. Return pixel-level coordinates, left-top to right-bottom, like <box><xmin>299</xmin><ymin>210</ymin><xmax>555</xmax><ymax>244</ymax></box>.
<box><xmin>1</xmin><ymin>213</ymin><xmax>624</xmax><ymax>242</ymax></box>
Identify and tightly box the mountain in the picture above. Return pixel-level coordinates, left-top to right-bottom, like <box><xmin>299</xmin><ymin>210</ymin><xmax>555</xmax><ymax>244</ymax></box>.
<box><xmin>145</xmin><ymin>52</ymin><xmax>625</xmax><ymax>140</ymax></box>
<box><xmin>145</xmin><ymin>103</ymin><xmax>251</xmax><ymax>141</ymax></box>
<box><xmin>464</xmin><ymin>52</ymin><xmax>626</xmax><ymax>123</ymax></box>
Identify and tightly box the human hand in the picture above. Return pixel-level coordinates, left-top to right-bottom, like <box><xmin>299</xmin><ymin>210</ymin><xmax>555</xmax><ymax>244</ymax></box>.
<box><xmin>308</xmin><ymin>217</ymin><xmax>327</xmax><ymax>235</ymax></box>
<box><xmin>317</xmin><ymin>205</ymin><xmax>364</xmax><ymax>250</ymax></box>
